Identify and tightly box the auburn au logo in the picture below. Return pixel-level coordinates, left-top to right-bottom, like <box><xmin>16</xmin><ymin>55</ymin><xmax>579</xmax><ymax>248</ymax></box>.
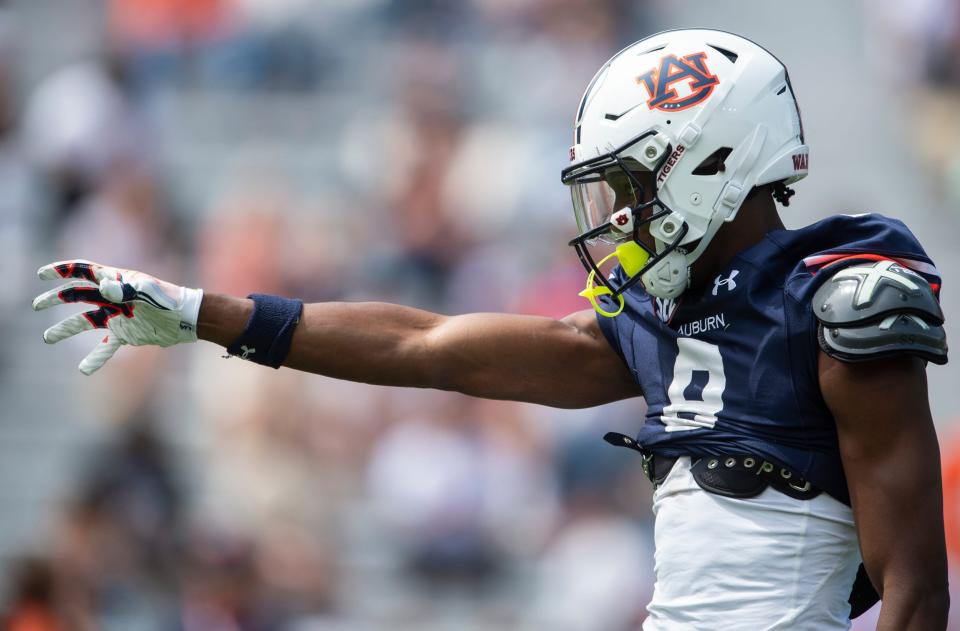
<box><xmin>636</xmin><ymin>52</ymin><xmax>719</xmax><ymax>112</ymax></box>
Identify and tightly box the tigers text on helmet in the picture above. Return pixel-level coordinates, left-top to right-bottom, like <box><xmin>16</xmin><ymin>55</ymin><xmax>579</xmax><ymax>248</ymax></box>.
<box><xmin>562</xmin><ymin>28</ymin><xmax>808</xmax><ymax>309</ymax></box>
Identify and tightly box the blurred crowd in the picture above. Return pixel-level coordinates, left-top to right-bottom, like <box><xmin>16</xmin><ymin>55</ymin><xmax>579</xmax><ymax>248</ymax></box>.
<box><xmin>3</xmin><ymin>0</ymin><xmax>658</xmax><ymax>629</ymax></box>
<box><xmin>869</xmin><ymin>0</ymin><xmax>960</xmax><ymax>207</ymax></box>
<box><xmin>2</xmin><ymin>0</ymin><xmax>960</xmax><ymax>629</ymax></box>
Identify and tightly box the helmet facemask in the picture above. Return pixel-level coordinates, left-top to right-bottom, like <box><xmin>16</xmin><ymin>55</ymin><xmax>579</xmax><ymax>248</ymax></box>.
<box><xmin>562</xmin><ymin>130</ymin><xmax>690</xmax><ymax>313</ymax></box>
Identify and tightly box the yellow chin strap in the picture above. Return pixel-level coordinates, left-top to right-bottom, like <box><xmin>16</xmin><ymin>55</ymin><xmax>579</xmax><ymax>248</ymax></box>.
<box><xmin>578</xmin><ymin>241</ymin><xmax>650</xmax><ymax>317</ymax></box>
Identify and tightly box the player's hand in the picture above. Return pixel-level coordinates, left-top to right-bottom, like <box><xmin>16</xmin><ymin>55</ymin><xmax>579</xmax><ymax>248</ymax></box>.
<box><xmin>32</xmin><ymin>260</ymin><xmax>203</xmax><ymax>375</ymax></box>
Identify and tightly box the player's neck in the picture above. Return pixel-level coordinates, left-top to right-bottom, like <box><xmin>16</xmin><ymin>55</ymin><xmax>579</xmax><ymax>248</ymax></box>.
<box><xmin>725</xmin><ymin>194</ymin><xmax>785</xmax><ymax>254</ymax></box>
<box><xmin>690</xmin><ymin>194</ymin><xmax>783</xmax><ymax>290</ymax></box>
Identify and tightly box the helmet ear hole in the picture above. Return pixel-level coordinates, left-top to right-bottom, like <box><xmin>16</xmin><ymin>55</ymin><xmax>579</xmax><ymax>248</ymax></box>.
<box><xmin>691</xmin><ymin>147</ymin><xmax>733</xmax><ymax>176</ymax></box>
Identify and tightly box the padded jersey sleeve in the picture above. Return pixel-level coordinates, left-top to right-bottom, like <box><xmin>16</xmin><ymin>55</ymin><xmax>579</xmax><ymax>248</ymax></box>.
<box><xmin>813</xmin><ymin>260</ymin><xmax>947</xmax><ymax>364</ymax></box>
<box><xmin>780</xmin><ymin>213</ymin><xmax>945</xmax><ymax>366</ymax></box>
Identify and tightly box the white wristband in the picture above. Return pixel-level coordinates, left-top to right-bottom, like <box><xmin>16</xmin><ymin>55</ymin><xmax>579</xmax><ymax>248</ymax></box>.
<box><xmin>180</xmin><ymin>287</ymin><xmax>204</xmax><ymax>340</ymax></box>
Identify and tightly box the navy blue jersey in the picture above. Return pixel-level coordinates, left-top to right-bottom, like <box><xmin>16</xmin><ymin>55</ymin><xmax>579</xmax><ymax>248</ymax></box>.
<box><xmin>599</xmin><ymin>213</ymin><xmax>942</xmax><ymax>505</ymax></box>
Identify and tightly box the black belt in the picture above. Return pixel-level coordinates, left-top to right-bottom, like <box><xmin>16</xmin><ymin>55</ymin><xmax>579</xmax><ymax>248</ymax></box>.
<box><xmin>602</xmin><ymin>432</ymin><xmax>821</xmax><ymax>501</ymax></box>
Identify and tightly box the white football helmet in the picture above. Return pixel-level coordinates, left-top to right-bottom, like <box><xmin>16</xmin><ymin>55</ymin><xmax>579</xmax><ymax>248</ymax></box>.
<box><xmin>562</xmin><ymin>29</ymin><xmax>808</xmax><ymax>303</ymax></box>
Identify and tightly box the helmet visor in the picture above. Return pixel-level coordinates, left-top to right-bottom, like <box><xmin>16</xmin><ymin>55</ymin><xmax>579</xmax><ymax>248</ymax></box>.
<box><xmin>569</xmin><ymin>166</ymin><xmax>643</xmax><ymax>244</ymax></box>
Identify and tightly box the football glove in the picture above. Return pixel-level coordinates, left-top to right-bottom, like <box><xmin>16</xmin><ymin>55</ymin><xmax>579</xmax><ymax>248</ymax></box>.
<box><xmin>32</xmin><ymin>260</ymin><xmax>203</xmax><ymax>375</ymax></box>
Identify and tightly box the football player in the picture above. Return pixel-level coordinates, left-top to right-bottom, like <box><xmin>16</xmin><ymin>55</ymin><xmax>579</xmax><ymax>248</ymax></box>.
<box><xmin>33</xmin><ymin>29</ymin><xmax>948</xmax><ymax>630</ymax></box>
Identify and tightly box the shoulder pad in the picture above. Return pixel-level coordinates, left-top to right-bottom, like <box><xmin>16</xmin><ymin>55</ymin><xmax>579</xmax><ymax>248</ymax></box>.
<box><xmin>813</xmin><ymin>260</ymin><xmax>947</xmax><ymax>364</ymax></box>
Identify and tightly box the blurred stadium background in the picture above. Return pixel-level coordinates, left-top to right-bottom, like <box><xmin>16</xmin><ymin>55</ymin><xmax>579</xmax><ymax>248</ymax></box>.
<box><xmin>2</xmin><ymin>0</ymin><xmax>960</xmax><ymax>629</ymax></box>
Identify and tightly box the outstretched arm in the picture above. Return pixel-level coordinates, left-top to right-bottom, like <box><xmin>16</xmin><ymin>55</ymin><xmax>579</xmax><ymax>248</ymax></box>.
<box><xmin>819</xmin><ymin>353</ymin><xmax>949</xmax><ymax>630</ymax></box>
<box><xmin>198</xmin><ymin>293</ymin><xmax>639</xmax><ymax>408</ymax></box>
<box><xmin>34</xmin><ymin>260</ymin><xmax>640</xmax><ymax>409</ymax></box>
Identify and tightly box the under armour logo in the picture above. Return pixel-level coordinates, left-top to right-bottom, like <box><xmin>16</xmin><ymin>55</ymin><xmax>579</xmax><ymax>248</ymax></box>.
<box><xmin>239</xmin><ymin>345</ymin><xmax>256</xmax><ymax>360</ymax></box>
<box><xmin>832</xmin><ymin>260</ymin><xmax>919</xmax><ymax>307</ymax></box>
<box><xmin>712</xmin><ymin>270</ymin><xmax>739</xmax><ymax>296</ymax></box>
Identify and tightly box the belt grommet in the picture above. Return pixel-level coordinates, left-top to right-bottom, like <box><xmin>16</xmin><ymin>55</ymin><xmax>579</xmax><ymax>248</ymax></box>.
<box><xmin>780</xmin><ymin>468</ymin><xmax>792</xmax><ymax>479</ymax></box>
<box><xmin>761</xmin><ymin>462</ymin><xmax>774</xmax><ymax>473</ymax></box>
<box><xmin>743</xmin><ymin>457</ymin><xmax>755</xmax><ymax>468</ymax></box>
<box><xmin>724</xmin><ymin>457</ymin><xmax>736</xmax><ymax>468</ymax></box>
<box><xmin>707</xmin><ymin>459</ymin><xmax>719</xmax><ymax>469</ymax></box>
